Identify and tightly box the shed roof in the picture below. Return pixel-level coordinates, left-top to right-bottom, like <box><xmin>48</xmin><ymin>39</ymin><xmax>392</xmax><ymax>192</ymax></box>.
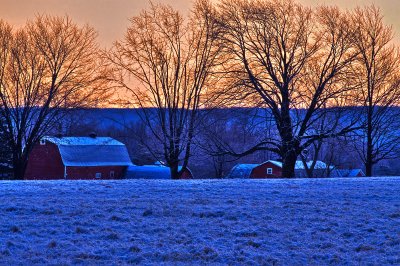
<box><xmin>268</xmin><ymin>160</ymin><xmax>283</xmax><ymax>168</ymax></box>
<box><xmin>125</xmin><ymin>165</ymin><xmax>189</xmax><ymax>179</ymax></box>
<box><xmin>42</xmin><ymin>136</ymin><xmax>132</xmax><ymax>167</ymax></box>
<box><xmin>332</xmin><ymin>169</ymin><xmax>365</xmax><ymax>177</ymax></box>
<box><xmin>225</xmin><ymin>164</ymin><xmax>258</xmax><ymax>179</ymax></box>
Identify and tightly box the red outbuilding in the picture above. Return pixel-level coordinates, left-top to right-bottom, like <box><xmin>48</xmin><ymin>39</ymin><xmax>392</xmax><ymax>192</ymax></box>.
<box><xmin>24</xmin><ymin>136</ymin><xmax>132</xmax><ymax>180</ymax></box>
<box><xmin>250</xmin><ymin>161</ymin><xmax>283</xmax><ymax>178</ymax></box>
<box><xmin>226</xmin><ymin>160</ymin><xmax>283</xmax><ymax>179</ymax></box>
<box><xmin>227</xmin><ymin>160</ymin><xmax>364</xmax><ymax>178</ymax></box>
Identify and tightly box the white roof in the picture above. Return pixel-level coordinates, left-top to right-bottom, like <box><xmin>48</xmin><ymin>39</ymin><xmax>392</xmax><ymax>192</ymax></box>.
<box><xmin>44</xmin><ymin>136</ymin><xmax>124</xmax><ymax>146</ymax></box>
<box><xmin>332</xmin><ymin>169</ymin><xmax>364</xmax><ymax>177</ymax></box>
<box><xmin>225</xmin><ymin>164</ymin><xmax>258</xmax><ymax>179</ymax></box>
<box><xmin>42</xmin><ymin>136</ymin><xmax>132</xmax><ymax>167</ymax></box>
<box><xmin>125</xmin><ymin>165</ymin><xmax>188</xmax><ymax>179</ymax></box>
<box><xmin>268</xmin><ymin>160</ymin><xmax>283</xmax><ymax>168</ymax></box>
<box><xmin>266</xmin><ymin>160</ymin><xmax>332</xmax><ymax>170</ymax></box>
<box><xmin>295</xmin><ymin>161</ymin><xmax>333</xmax><ymax>170</ymax></box>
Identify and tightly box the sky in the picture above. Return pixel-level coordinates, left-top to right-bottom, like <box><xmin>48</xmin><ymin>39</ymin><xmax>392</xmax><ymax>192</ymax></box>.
<box><xmin>0</xmin><ymin>0</ymin><xmax>399</xmax><ymax>48</ymax></box>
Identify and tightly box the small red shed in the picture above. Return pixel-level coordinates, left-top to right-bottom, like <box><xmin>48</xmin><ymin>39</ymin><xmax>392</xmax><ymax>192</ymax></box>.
<box><xmin>226</xmin><ymin>160</ymin><xmax>282</xmax><ymax>179</ymax></box>
<box><xmin>24</xmin><ymin>136</ymin><xmax>132</xmax><ymax>180</ymax></box>
<box><xmin>227</xmin><ymin>160</ymin><xmax>344</xmax><ymax>178</ymax></box>
<box><xmin>250</xmin><ymin>160</ymin><xmax>282</xmax><ymax>178</ymax></box>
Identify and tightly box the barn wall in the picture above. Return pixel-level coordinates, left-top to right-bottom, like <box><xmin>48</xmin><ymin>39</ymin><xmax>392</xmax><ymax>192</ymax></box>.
<box><xmin>66</xmin><ymin>166</ymin><xmax>127</xmax><ymax>180</ymax></box>
<box><xmin>250</xmin><ymin>162</ymin><xmax>282</xmax><ymax>178</ymax></box>
<box><xmin>24</xmin><ymin>142</ymin><xmax>65</xmax><ymax>180</ymax></box>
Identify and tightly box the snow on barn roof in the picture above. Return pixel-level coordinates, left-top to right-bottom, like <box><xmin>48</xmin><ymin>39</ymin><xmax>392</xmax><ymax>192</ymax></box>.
<box><xmin>225</xmin><ymin>164</ymin><xmax>258</xmax><ymax>179</ymax></box>
<box><xmin>42</xmin><ymin>136</ymin><xmax>132</xmax><ymax>167</ymax></box>
<box><xmin>43</xmin><ymin>136</ymin><xmax>124</xmax><ymax>146</ymax></box>
<box><xmin>125</xmin><ymin>165</ymin><xmax>188</xmax><ymax>179</ymax></box>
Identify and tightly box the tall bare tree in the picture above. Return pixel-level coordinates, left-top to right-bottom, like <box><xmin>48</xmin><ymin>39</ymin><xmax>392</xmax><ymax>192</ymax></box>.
<box><xmin>213</xmin><ymin>0</ymin><xmax>359</xmax><ymax>177</ymax></box>
<box><xmin>0</xmin><ymin>16</ymin><xmax>108</xmax><ymax>179</ymax></box>
<box><xmin>351</xmin><ymin>6</ymin><xmax>400</xmax><ymax>176</ymax></box>
<box><xmin>108</xmin><ymin>0</ymin><xmax>221</xmax><ymax>178</ymax></box>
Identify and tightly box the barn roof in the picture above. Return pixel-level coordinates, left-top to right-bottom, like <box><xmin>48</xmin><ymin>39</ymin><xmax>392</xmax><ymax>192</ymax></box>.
<box><xmin>42</xmin><ymin>136</ymin><xmax>132</xmax><ymax>167</ymax></box>
<box><xmin>43</xmin><ymin>136</ymin><xmax>124</xmax><ymax>146</ymax></box>
<box><xmin>125</xmin><ymin>165</ymin><xmax>190</xmax><ymax>179</ymax></box>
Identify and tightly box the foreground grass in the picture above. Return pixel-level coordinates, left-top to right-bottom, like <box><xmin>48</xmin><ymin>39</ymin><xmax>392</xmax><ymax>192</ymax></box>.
<box><xmin>0</xmin><ymin>178</ymin><xmax>400</xmax><ymax>265</ymax></box>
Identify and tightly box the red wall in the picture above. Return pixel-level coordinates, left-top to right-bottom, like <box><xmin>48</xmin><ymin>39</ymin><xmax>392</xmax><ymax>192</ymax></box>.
<box><xmin>66</xmin><ymin>166</ymin><xmax>127</xmax><ymax>180</ymax></box>
<box><xmin>250</xmin><ymin>162</ymin><xmax>282</xmax><ymax>178</ymax></box>
<box><xmin>25</xmin><ymin>142</ymin><xmax>65</xmax><ymax>180</ymax></box>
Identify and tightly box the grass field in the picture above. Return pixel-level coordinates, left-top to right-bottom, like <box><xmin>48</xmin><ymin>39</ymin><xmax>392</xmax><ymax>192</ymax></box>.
<box><xmin>1</xmin><ymin>177</ymin><xmax>400</xmax><ymax>265</ymax></box>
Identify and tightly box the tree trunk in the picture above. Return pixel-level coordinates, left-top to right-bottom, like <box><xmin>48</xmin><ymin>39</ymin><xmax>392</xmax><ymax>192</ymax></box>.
<box><xmin>281</xmin><ymin>148</ymin><xmax>298</xmax><ymax>178</ymax></box>
<box><xmin>279</xmin><ymin>98</ymin><xmax>298</xmax><ymax>178</ymax></box>
<box><xmin>365</xmin><ymin>107</ymin><xmax>373</xmax><ymax>177</ymax></box>
<box><xmin>365</xmin><ymin>142</ymin><xmax>373</xmax><ymax>177</ymax></box>
<box><xmin>12</xmin><ymin>156</ymin><xmax>27</xmax><ymax>180</ymax></box>
<box><xmin>169</xmin><ymin>163</ymin><xmax>180</xmax><ymax>179</ymax></box>
<box><xmin>214</xmin><ymin>154</ymin><xmax>225</xmax><ymax>179</ymax></box>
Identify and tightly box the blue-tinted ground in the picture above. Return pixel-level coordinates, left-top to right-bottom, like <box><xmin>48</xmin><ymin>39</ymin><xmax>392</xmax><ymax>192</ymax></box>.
<box><xmin>0</xmin><ymin>178</ymin><xmax>399</xmax><ymax>265</ymax></box>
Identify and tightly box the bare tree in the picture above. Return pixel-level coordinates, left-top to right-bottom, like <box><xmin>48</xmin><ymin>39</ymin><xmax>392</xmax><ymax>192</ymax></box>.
<box><xmin>196</xmin><ymin>108</ymin><xmax>276</xmax><ymax>178</ymax></box>
<box><xmin>108</xmin><ymin>0</ymin><xmax>221</xmax><ymax>178</ymax></box>
<box><xmin>0</xmin><ymin>16</ymin><xmax>108</xmax><ymax>179</ymax></box>
<box><xmin>213</xmin><ymin>0</ymin><xmax>359</xmax><ymax>177</ymax></box>
<box><xmin>350</xmin><ymin>6</ymin><xmax>400</xmax><ymax>176</ymax></box>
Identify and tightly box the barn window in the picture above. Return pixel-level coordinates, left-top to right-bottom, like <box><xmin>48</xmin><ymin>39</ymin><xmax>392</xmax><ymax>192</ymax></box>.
<box><xmin>40</xmin><ymin>139</ymin><xmax>46</xmax><ymax>145</ymax></box>
<box><xmin>267</xmin><ymin>168</ymin><xmax>273</xmax><ymax>174</ymax></box>
<box><xmin>95</xmin><ymin>173</ymin><xmax>102</xmax><ymax>179</ymax></box>
<box><xmin>110</xmin><ymin>171</ymin><xmax>115</xmax><ymax>178</ymax></box>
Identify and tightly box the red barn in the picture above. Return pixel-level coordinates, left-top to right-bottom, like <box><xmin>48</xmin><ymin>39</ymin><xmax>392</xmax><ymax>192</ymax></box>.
<box><xmin>24</xmin><ymin>136</ymin><xmax>132</xmax><ymax>180</ymax></box>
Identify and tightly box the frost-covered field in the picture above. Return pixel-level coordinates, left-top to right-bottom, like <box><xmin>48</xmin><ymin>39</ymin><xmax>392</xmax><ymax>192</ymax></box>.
<box><xmin>1</xmin><ymin>178</ymin><xmax>400</xmax><ymax>265</ymax></box>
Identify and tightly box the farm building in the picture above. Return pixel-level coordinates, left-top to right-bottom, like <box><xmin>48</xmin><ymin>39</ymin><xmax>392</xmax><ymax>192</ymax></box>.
<box><xmin>226</xmin><ymin>160</ymin><xmax>283</xmax><ymax>179</ymax></box>
<box><xmin>226</xmin><ymin>160</ymin><xmax>333</xmax><ymax>178</ymax></box>
<box><xmin>24</xmin><ymin>136</ymin><xmax>132</xmax><ymax>180</ymax></box>
<box><xmin>295</xmin><ymin>161</ymin><xmax>334</xmax><ymax>178</ymax></box>
<box><xmin>125</xmin><ymin>164</ymin><xmax>193</xmax><ymax>179</ymax></box>
<box><xmin>331</xmin><ymin>169</ymin><xmax>365</xmax><ymax>177</ymax></box>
